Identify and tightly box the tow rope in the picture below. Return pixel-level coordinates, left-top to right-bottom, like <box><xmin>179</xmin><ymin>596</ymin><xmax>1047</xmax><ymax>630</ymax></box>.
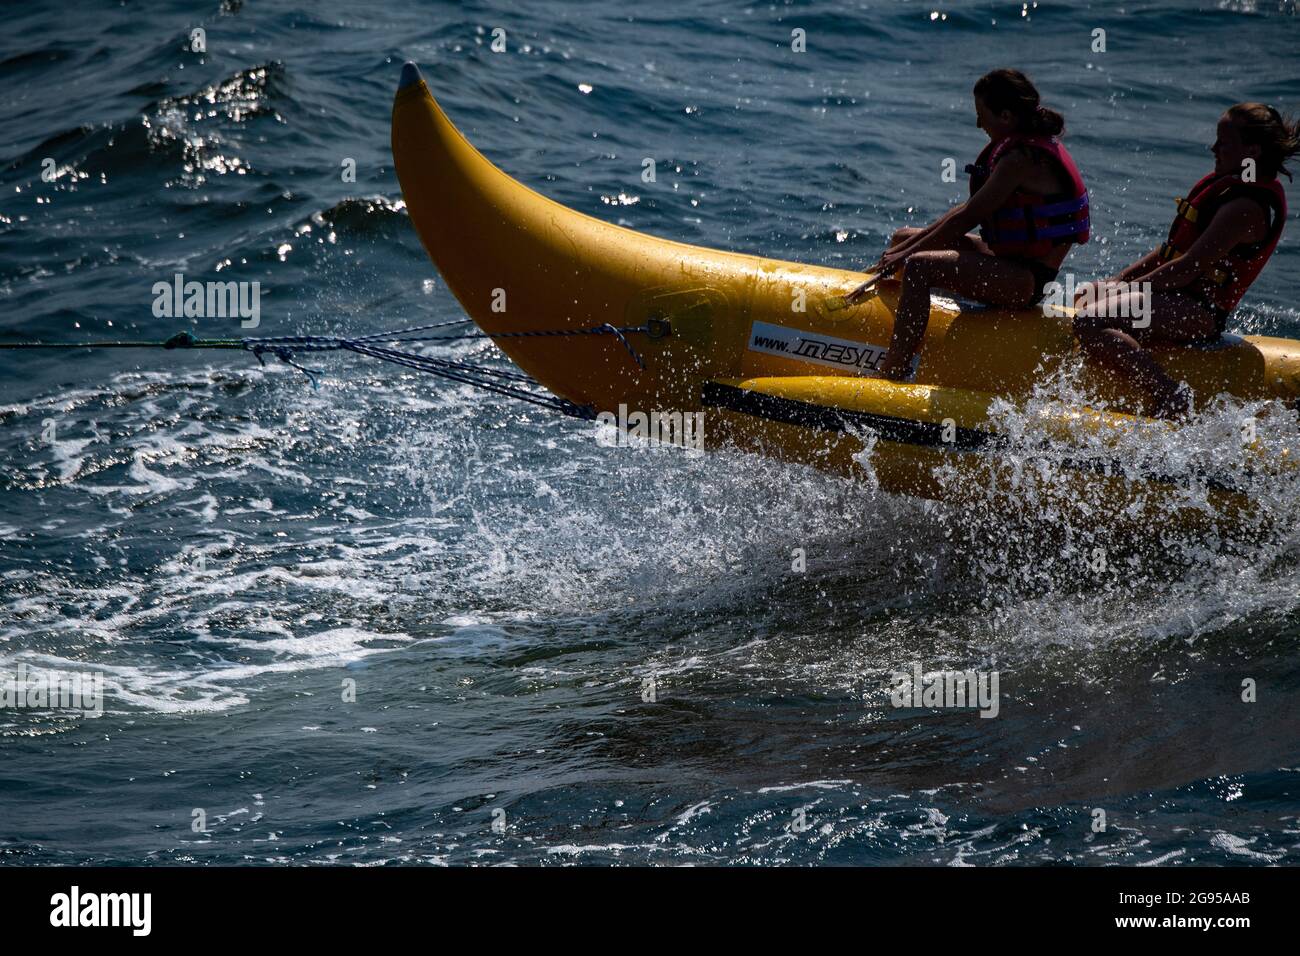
<box><xmin>1</xmin><ymin>317</ymin><xmax>671</xmax><ymax>421</ymax></box>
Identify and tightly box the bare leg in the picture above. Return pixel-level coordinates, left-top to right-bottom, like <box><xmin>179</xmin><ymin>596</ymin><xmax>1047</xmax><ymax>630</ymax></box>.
<box><xmin>886</xmin><ymin>226</ymin><xmax>922</xmax><ymax>249</ymax></box>
<box><xmin>1074</xmin><ymin>327</ymin><xmax>1186</xmax><ymax>414</ymax></box>
<box><xmin>886</xmin><ymin>227</ymin><xmax>985</xmax><ymax>255</ymax></box>
<box><xmin>1072</xmin><ymin>280</ymin><xmax>1130</xmax><ymax>310</ymax></box>
<box><xmin>877</xmin><ymin>250</ymin><xmax>1039</xmax><ymax>380</ymax></box>
<box><xmin>1073</xmin><ymin>291</ymin><xmax>1219</xmax><ymax>418</ymax></box>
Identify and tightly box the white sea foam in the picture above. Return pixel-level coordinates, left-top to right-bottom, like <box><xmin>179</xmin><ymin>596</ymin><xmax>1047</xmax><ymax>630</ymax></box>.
<box><xmin>2</xmin><ymin>343</ymin><xmax>1298</xmax><ymax>723</ymax></box>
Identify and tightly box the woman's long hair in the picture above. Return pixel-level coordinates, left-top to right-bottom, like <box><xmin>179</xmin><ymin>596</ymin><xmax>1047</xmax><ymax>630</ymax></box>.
<box><xmin>974</xmin><ymin>69</ymin><xmax>1064</xmax><ymax>137</ymax></box>
<box><xmin>1226</xmin><ymin>102</ymin><xmax>1300</xmax><ymax>180</ymax></box>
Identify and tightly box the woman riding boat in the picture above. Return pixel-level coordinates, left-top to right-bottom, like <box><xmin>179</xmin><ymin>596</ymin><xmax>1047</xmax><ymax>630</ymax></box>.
<box><xmin>866</xmin><ymin>69</ymin><xmax>1090</xmax><ymax>381</ymax></box>
<box><xmin>1072</xmin><ymin>103</ymin><xmax>1298</xmax><ymax>418</ymax></box>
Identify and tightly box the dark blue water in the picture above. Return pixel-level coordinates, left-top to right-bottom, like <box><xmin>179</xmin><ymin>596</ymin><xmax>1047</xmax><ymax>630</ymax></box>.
<box><xmin>2</xmin><ymin>0</ymin><xmax>1299</xmax><ymax>865</ymax></box>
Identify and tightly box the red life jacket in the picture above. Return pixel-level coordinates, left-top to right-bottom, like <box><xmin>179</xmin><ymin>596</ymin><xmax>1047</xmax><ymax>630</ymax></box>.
<box><xmin>1157</xmin><ymin>172</ymin><xmax>1287</xmax><ymax>314</ymax></box>
<box><xmin>966</xmin><ymin>135</ymin><xmax>1090</xmax><ymax>258</ymax></box>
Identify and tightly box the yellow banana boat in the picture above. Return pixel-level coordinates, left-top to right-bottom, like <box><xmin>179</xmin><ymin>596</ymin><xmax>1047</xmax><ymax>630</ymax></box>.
<box><xmin>391</xmin><ymin>62</ymin><xmax>1299</xmax><ymax>519</ymax></box>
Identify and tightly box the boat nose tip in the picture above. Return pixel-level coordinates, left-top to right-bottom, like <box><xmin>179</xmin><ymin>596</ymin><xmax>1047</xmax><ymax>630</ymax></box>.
<box><xmin>399</xmin><ymin>61</ymin><xmax>423</xmax><ymax>91</ymax></box>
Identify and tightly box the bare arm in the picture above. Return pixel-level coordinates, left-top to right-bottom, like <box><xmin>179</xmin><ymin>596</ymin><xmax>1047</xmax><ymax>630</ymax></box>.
<box><xmin>872</xmin><ymin>199</ymin><xmax>972</xmax><ymax>269</ymax></box>
<box><xmin>880</xmin><ymin>152</ymin><xmax>1029</xmax><ymax>270</ymax></box>
<box><xmin>1129</xmin><ymin>197</ymin><xmax>1267</xmax><ymax>292</ymax></box>
<box><xmin>1113</xmin><ymin>248</ymin><xmax>1164</xmax><ymax>282</ymax></box>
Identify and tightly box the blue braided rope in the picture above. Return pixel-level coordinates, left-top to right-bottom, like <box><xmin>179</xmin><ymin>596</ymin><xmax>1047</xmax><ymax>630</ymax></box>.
<box><xmin>235</xmin><ymin>319</ymin><xmax>662</xmax><ymax>419</ymax></box>
<box><xmin>3</xmin><ymin>320</ymin><xmax>662</xmax><ymax>421</ymax></box>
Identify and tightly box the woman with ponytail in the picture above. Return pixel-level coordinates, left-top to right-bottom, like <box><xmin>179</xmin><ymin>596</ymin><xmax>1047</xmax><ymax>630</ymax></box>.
<box><xmin>859</xmin><ymin>69</ymin><xmax>1091</xmax><ymax>380</ymax></box>
<box><xmin>1073</xmin><ymin>103</ymin><xmax>1298</xmax><ymax>418</ymax></box>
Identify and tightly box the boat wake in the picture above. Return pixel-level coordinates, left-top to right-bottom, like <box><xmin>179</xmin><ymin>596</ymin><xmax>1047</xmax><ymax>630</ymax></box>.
<box><xmin>2</xmin><ymin>349</ymin><xmax>1298</xmax><ymax>731</ymax></box>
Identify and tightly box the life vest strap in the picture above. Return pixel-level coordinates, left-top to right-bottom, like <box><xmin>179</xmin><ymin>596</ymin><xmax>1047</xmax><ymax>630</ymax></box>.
<box><xmin>992</xmin><ymin>194</ymin><xmax>1089</xmax><ymax>222</ymax></box>
<box><xmin>986</xmin><ymin>217</ymin><xmax>1090</xmax><ymax>243</ymax></box>
<box><xmin>1175</xmin><ymin>196</ymin><xmax>1198</xmax><ymax>223</ymax></box>
<box><xmin>1032</xmin><ymin>194</ymin><xmax>1090</xmax><ymax>218</ymax></box>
